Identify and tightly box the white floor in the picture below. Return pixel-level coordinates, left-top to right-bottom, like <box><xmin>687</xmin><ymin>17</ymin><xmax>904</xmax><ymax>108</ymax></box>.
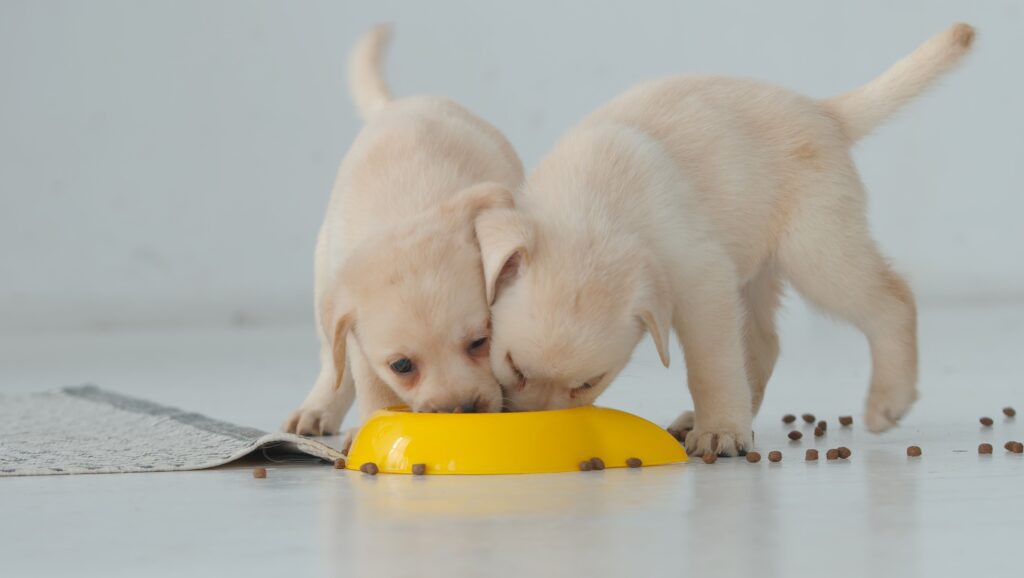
<box><xmin>2</xmin><ymin>302</ymin><xmax>1023</xmax><ymax>578</ymax></box>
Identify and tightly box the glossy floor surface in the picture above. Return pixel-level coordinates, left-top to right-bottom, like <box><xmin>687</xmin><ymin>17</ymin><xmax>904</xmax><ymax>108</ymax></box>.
<box><xmin>2</xmin><ymin>302</ymin><xmax>1022</xmax><ymax>578</ymax></box>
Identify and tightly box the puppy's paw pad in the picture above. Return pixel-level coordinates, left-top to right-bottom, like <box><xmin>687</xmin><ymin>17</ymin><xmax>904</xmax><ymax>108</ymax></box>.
<box><xmin>865</xmin><ymin>387</ymin><xmax>918</xmax><ymax>433</ymax></box>
<box><xmin>684</xmin><ymin>428</ymin><xmax>752</xmax><ymax>457</ymax></box>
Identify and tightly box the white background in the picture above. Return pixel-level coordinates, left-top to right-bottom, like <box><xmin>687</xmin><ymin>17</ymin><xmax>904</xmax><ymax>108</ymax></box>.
<box><xmin>1</xmin><ymin>0</ymin><xmax>1021</xmax><ymax>334</ymax></box>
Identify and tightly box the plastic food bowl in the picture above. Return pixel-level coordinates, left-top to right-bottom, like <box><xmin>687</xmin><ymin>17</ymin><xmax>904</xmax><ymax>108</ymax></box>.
<box><xmin>344</xmin><ymin>406</ymin><xmax>688</xmax><ymax>475</ymax></box>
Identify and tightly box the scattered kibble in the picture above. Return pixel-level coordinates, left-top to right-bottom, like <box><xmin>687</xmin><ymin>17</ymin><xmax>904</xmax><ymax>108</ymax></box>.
<box><xmin>782</xmin><ymin>414</ymin><xmax>797</xmax><ymax>424</ymax></box>
<box><xmin>590</xmin><ymin>457</ymin><xmax>606</xmax><ymax>470</ymax></box>
<box><xmin>1004</xmin><ymin>407</ymin><xmax>1016</xmax><ymax>418</ymax></box>
<box><xmin>805</xmin><ymin>449</ymin><xmax>819</xmax><ymax>461</ymax></box>
<box><xmin>837</xmin><ymin>447</ymin><xmax>852</xmax><ymax>459</ymax></box>
<box><xmin>333</xmin><ymin>458</ymin><xmax>346</xmax><ymax>469</ymax></box>
<box><xmin>746</xmin><ymin>452</ymin><xmax>762</xmax><ymax>463</ymax></box>
<box><xmin>814</xmin><ymin>427</ymin><xmax>825</xmax><ymax>438</ymax></box>
<box><xmin>252</xmin><ymin>467</ymin><xmax>267</xmax><ymax>479</ymax></box>
<box><xmin>1007</xmin><ymin>442</ymin><xmax>1024</xmax><ymax>454</ymax></box>
<box><xmin>702</xmin><ymin>453</ymin><xmax>718</xmax><ymax>464</ymax></box>
<box><xmin>360</xmin><ymin>462</ymin><xmax>379</xmax><ymax>475</ymax></box>
<box><xmin>802</xmin><ymin>413</ymin><xmax>816</xmax><ymax>424</ymax></box>
<box><xmin>906</xmin><ymin>446</ymin><xmax>922</xmax><ymax>457</ymax></box>
<box><xmin>817</xmin><ymin>420</ymin><xmax>827</xmax><ymax>431</ymax></box>
<box><xmin>839</xmin><ymin>416</ymin><xmax>853</xmax><ymax>427</ymax></box>
<box><xmin>626</xmin><ymin>457</ymin><xmax>642</xmax><ymax>468</ymax></box>
<box><xmin>826</xmin><ymin>449</ymin><xmax>839</xmax><ymax>460</ymax></box>
<box><xmin>980</xmin><ymin>417</ymin><xmax>994</xmax><ymax>427</ymax></box>
<box><xmin>788</xmin><ymin>430</ymin><xmax>803</xmax><ymax>441</ymax></box>
<box><xmin>1004</xmin><ymin>441</ymin><xmax>1016</xmax><ymax>451</ymax></box>
<box><xmin>979</xmin><ymin>443</ymin><xmax>993</xmax><ymax>454</ymax></box>
<box><xmin>411</xmin><ymin>463</ymin><xmax>426</xmax><ymax>476</ymax></box>
<box><xmin>579</xmin><ymin>460</ymin><xmax>593</xmax><ymax>471</ymax></box>
<box><xmin>768</xmin><ymin>451</ymin><xmax>782</xmax><ymax>463</ymax></box>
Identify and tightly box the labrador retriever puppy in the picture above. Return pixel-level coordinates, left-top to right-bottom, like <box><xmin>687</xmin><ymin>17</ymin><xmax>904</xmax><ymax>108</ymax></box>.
<box><xmin>478</xmin><ymin>24</ymin><xmax>974</xmax><ymax>455</ymax></box>
<box><xmin>284</xmin><ymin>26</ymin><xmax>523</xmax><ymax>437</ymax></box>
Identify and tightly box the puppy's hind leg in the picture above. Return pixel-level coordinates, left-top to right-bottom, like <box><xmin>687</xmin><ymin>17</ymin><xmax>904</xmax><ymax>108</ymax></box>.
<box><xmin>779</xmin><ymin>174</ymin><xmax>918</xmax><ymax>433</ymax></box>
<box><xmin>742</xmin><ymin>264</ymin><xmax>783</xmax><ymax>418</ymax></box>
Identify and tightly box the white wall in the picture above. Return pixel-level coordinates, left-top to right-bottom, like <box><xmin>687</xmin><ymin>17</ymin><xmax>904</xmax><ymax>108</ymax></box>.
<box><xmin>1</xmin><ymin>0</ymin><xmax>1021</xmax><ymax>334</ymax></box>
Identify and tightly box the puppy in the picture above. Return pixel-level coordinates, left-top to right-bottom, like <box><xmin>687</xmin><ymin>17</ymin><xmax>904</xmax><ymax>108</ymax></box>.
<box><xmin>284</xmin><ymin>26</ymin><xmax>524</xmax><ymax>437</ymax></box>
<box><xmin>478</xmin><ymin>24</ymin><xmax>974</xmax><ymax>455</ymax></box>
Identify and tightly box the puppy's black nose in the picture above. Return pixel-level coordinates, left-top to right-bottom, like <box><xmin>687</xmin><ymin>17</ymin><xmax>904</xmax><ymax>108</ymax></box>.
<box><xmin>449</xmin><ymin>401</ymin><xmax>478</xmax><ymax>414</ymax></box>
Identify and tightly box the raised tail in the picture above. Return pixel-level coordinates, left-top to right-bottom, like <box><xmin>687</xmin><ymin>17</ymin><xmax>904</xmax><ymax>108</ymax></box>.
<box><xmin>824</xmin><ymin>23</ymin><xmax>975</xmax><ymax>142</ymax></box>
<box><xmin>348</xmin><ymin>25</ymin><xmax>393</xmax><ymax>121</ymax></box>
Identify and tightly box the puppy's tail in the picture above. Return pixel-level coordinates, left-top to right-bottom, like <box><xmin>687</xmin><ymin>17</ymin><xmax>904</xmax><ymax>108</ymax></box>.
<box><xmin>348</xmin><ymin>24</ymin><xmax>394</xmax><ymax>122</ymax></box>
<box><xmin>824</xmin><ymin>23</ymin><xmax>975</xmax><ymax>142</ymax></box>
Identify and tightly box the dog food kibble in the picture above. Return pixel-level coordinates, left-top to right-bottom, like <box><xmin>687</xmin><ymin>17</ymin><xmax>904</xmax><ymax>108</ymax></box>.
<box><xmin>360</xmin><ymin>462</ymin><xmax>379</xmax><ymax>475</ymax></box>
<box><xmin>768</xmin><ymin>451</ymin><xmax>782</xmax><ymax>463</ymax></box>
<box><xmin>626</xmin><ymin>457</ymin><xmax>643</xmax><ymax>468</ymax></box>
<box><xmin>333</xmin><ymin>458</ymin><xmax>346</xmax><ymax>469</ymax></box>
<box><xmin>788</xmin><ymin>430</ymin><xmax>803</xmax><ymax>441</ymax></box>
<box><xmin>252</xmin><ymin>467</ymin><xmax>267</xmax><ymax>479</ymax></box>
<box><xmin>411</xmin><ymin>463</ymin><xmax>426</xmax><ymax>476</ymax></box>
<box><xmin>817</xmin><ymin>420</ymin><xmax>827</xmax><ymax>431</ymax></box>
<box><xmin>746</xmin><ymin>452</ymin><xmax>762</xmax><ymax>463</ymax></box>
<box><xmin>782</xmin><ymin>414</ymin><xmax>797</xmax><ymax>424</ymax></box>
<box><xmin>980</xmin><ymin>417</ymin><xmax>994</xmax><ymax>427</ymax></box>
<box><xmin>979</xmin><ymin>443</ymin><xmax>993</xmax><ymax>454</ymax></box>
<box><xmin>826</xmin><ymin>449</ymin><xmax>839</xmax><ymax>460</ymax></box>
<box><xmin>814</xmin><ymin>426</ymin><xmax>825</xmax><ymax>438</ymax></box>
<box><xmin>590</xmin><ymin>457</ymin><xmax>606</xmax><ymax>470</ymax></box>
<box><xmin>839</xmin><ymin>416</ymin><xmax>854</xmax><ymax>426</ymax></box>
<box><xmin>837</xmin><ymin>447</ymin><xmax>852</xmax><ymax>459</ymax></box>
<box><xmin>1004</xmin><ymin>407</ymin><xmax>1016</xmax><ymax>418</ymax></box>
<box><xmin>802</xmin><ymin>413</ymin><xmax>816</xmax><ymax>424</ymax></box>
<box><xmin>805</xmin><ymin>449</ymin><xmax>819</xmax><ymax>461</ymax></box>
<box><xmin>1008</xmin><ymin>442</ymin><xmax>1024</xmax><ymax>454</ymax></box>
<box><xmin>579</xmin><ymin>460</ymin><xmax>594</xmax><ymax>471</ymax></box>
<box><xmin>906</xmin><ymin>446</ymin><xmax>922</xmax><ymax>457</ymax></box>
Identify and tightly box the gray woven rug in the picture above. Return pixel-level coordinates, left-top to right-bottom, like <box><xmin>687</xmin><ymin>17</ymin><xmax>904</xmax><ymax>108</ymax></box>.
<box><xmin>0</xmin><ymin>385</ymin><xmax>343</xmax><ymax>476</ymax></box>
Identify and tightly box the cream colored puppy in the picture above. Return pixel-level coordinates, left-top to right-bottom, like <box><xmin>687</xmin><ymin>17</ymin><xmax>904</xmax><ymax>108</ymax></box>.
<box><xmin>284</xmin><ymin>26</ymin><xmax>524</xmax><ymax>437</ymax></box>
<box><xmin>478</xmin><ymin>24</ymin><xmax>974</xmax><ymax>456</ymax></box>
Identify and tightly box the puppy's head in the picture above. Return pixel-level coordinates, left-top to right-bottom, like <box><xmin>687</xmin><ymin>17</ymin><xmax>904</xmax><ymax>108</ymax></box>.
<box><xmin>476</xmin><ymin>210</ymin><xmax>672</xmax><ymax>411</ymax></box>
<box><xmin>323</xmin><ymin>183</ymin><xmax>514</xmax><ymax>413</ymax></box>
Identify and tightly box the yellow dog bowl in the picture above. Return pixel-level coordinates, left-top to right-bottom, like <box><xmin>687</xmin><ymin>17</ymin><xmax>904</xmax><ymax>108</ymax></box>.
<box><xmin>345</xmin><ymin>406</ymin><xmax>687</xmax><ymax>475</ymax></box>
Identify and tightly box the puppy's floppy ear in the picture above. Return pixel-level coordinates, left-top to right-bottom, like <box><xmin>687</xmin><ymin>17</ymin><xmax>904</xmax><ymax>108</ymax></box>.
<box><xmin>320</xmin><ymin>281</ymin><xmax>356</xmax><ymax>391</ymax></box>
<box><xmin>441</xmin><ymin>181</ymin><xmax>515</xmax><ymax>223</ymax></box>
<box><xmin>633</xmin><ymin>253</ymin><xmax>672</xmax><ymax>368</ymax></box>
<box><xmin>475</xmin><ymin>208</ymin><xmax>532</xmax><ymax>305</ymax></box>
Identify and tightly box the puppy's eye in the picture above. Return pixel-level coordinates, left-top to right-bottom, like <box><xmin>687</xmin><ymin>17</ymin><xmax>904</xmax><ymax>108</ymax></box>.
<box><xmin>467</xmin><ymin>337</ymin><xmax>488</xmax><ymax>353</ymax></box>
<box><xmin>389</xmin><ymin>358</ymin><xmax>415</xmax><ymax>375</ymax></box>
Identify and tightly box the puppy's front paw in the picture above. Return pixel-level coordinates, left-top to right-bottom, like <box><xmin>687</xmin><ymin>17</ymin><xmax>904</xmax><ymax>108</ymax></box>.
<box><xmin>283</xmin><ymin>403</ymin><xmax>343</xmax><ymax>436</ymax></box>
<box><xmin>684</xmin><ymin>427</ymin><xmax>752</xmax><ymax>457</ymax></box>
<box><xmin>865</xmin><ymin>386</ymin><xmax>918</xmax><ymax>433</ymax></box>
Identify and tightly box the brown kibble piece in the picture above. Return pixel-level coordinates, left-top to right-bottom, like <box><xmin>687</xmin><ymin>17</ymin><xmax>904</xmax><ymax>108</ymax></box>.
<box><xmin>837</xmin><ymin>447</ymin><xmax>852</xmax><ymax>459</ymax></box>
<box><xmin>826</xmin><ymin>449</ymin><xmax>839</xmax><ymax>460</ymax></box>
<box><xmin>333</xmin><ymin>458</ymin><xmax>346</xmax><ymax>469</ymax></box>
<box><xmin>1004</xmin><ymin>441</ymin><xmax>1016</xmax><ymax>451</ymax></box>
<box><xmin>1004</xmin><ymin>407</ymin><xmax>1016</xmax><ymax>418</ymax></box>
<box><xmin>782</xmin><ymin>414</ymin><xmax>796</xmax><ymax>423</ymax></box>
<box><xmin>788</xmin><ymin>430</ymin><xmax>803</xmax><ymax>441</ymax></box>
<box><xmin>626</xmin><ymin>457</ymin><xmax>642</xmax><ymax>468</ymax></box>
<box><xmin>702</xmin><ymin>453</ymin><xmax>718</xmax><ymax>464</ymax></box>
<box><xmin>746</xmin><ymin>452</ymin><xmax>762</xmax><ymax>463</ymax></box>
<box><xmin>360</xmin><ymin>462</ymin><xmax>379</xmax><ymax>475</ymax></box>
<box><xmin>906</xmin><ymin>446</ymin><xmax>922</xmax><ymax>457</ymax></box>
<box><xmin>411</xmin><ymin>463</ymin><xmax>426</xmax><ymax>476</ymax></box>
<box><xmin>252</xmin><ymin>467</ymin><xmax>267</xmax><ymax>479</ymax></box>
<box><xmin>978</xmin><ymin>443</ymin><xmax>993</xmax><ymax>454</ymax></box>
<box><xmin>579</xmin><ymin>460</ymin><xmax>593</xmax><ymax>471</ymax></box>
<box><xmin>590</xmin><ymin>457</ymin><xmax>605</xmax><ymax>470</ymax></box>
<box><xmin>814</xmin><ymin>426</ymin><xmax>824</xmax><ymax>437</ymax></box>
<box><xmin>1008</xmin><ymin>442</ymin><xmax>1024</xmax><ymax>454</ymax></box>
<box><xmin>839</xmin><ymin>416</ymin><xmax>853</xmax><ymax>426</ymax></box>
<box><xmin>980</xmin><ymin>417</ymin><xmax>994</xmax><ymax>427</ymax></box>
<box><xmin>817</xmin><ymin>420</ymin><xmax>827</xmax><ymax>431</ymax></box>
<box><xmin>805</xmin><ymin>449</ymin><xmax>819</xmax><ymax>461</ymax></box>
<box><xmin>768</xmin><ymin>451</ymin><xmax>782</xmax><ymax>462</ymax></box>
<box><xmin>801</xmin><ymin>413</ymin><xmax>815</xmax><ymax>424</ymax></box>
